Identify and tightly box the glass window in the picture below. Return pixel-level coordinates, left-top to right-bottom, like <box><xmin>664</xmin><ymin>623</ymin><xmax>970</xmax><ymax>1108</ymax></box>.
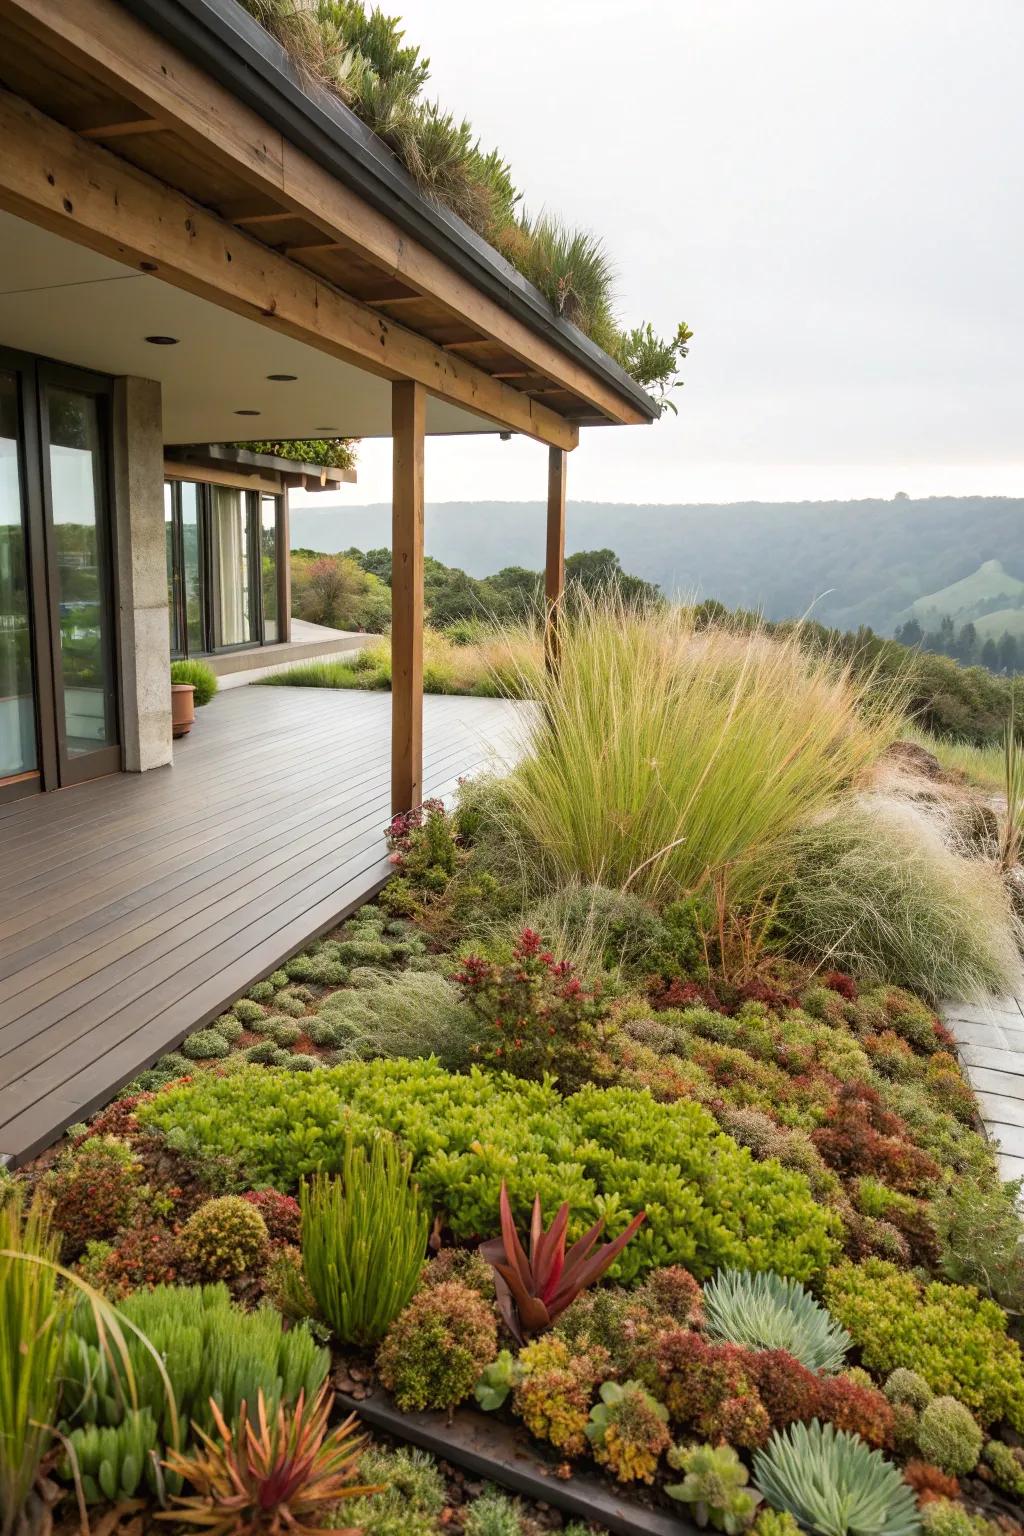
<box><xmin>164</xmin><ymin>481</ymin><xmax>181</xmax><ymax>657</ymax></box>
<box><xmin>260</xmin><ymin>495</ymin><xmax>279</xmax><ymax>644</ymax></box>
<box><xmin>46</xmin><ymin>386</ymin><xmax>116</xmax><ymax>757</ymax></box>
<box><xmin>180</xmin><ymin>481</ymin><xmax>204</xmax><ymax>656</ymax></box>
<box><xmin>0</xmin><ymin>371</ymin><xmax>36</xmax><ymax>779</ymax></box>
<box><xmin>209</xmin><ymin>485</ymin><xmax>257</xmax><ymax>648</ymax></box>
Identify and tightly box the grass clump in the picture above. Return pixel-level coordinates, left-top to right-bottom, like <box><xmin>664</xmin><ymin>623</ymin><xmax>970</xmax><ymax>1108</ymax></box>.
<box><xmin>768</xmin><ymin>798</ymin><xmax>1021</xmax><ymax>1001</ymax></box>
<box><xmin>170</xmin><ymin>658</ymin><xmax>218</xmax><ymax>707</ymax></box>
<box><xmin>301</xmin><ymin>1134</ymin><xmax>428</xmax><ymax>1345</ymax></box>
<box><xmin>313</xmin><ymin>969</ymin><xmax>480</xmax><ymax>1068</ymax></box>
<box><xmin>498</xmin><ymin>596</ymin><xmax>897</xmax><ymax>904</ymax></box>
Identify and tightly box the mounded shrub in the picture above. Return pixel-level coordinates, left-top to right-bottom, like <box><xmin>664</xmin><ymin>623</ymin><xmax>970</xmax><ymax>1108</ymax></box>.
<box><xmin>823</xmin><ymin>1259</ymin><xmax>1024</xmax><ymax>1428</ymax></box>
<box><xmin>376</xmin><ymin>1279</ymin><xmax>498</xmax><ymax>1411</ymax></box>
<box><xmin>178</xmin><ymin>1195</ymin><xmax>269</xmax><ymax>1279</ymax></box>
<box><xmin>170</xmin><ymin>658</ymin><xmax>217</xmax><ymax>706</ymax></box>
<box><xmin>180</xmin><ymin>1027</ymin><xmax>231</xmax><ymax>1060</ymax></box>
<box><xmin>140</xmin><ymin>1060</ymin><xmax>842</xmax><ymax>1284</ymax></box>
<box><xmin>915</xmin><ymin>1396</ymin><xmax>982</xmax><ymax>1475</ymax></box>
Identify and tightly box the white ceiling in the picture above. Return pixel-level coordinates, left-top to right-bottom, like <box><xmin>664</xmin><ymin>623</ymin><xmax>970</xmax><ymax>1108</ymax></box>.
<box><xmin>0</xmin><ymin>211</ymin><xmax>497</xmax><ymax>443</ymax></box>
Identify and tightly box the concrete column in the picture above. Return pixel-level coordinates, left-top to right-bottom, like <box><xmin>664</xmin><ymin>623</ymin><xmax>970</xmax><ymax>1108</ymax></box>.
<box><xmin>111</xmin><ymin>377</ymin><xmax>172</xmax><ymax>772</ymax></box>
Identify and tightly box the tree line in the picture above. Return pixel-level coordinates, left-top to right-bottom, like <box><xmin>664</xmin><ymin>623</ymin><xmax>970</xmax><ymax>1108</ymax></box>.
<box><xmin>893</xmin><ymin>616</ymin><xmax>1022</xmax><ymax>676</ymax></box>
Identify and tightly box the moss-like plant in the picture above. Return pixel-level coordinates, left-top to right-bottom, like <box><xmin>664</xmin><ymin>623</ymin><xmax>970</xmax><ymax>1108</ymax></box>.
<box><xmin>703</xmin><ymin>1268</ymin><xmax>851</xmax><ymax>1374</ymax></box>
<box><xmin>301</xmin><ymin>1133</ymin><xmax>427</xmax><ymax>1345</ymax></box>
<box><xmin>181</xmin><ymin>1027</ymin><xmax>230</xmax><ymax>1060</ymax></box>
<box><xmin>915</xmin><ymin>1397</ymin><xmax>982</xmax><ymax>1476</ymax></box>
<box><xmin>752</xmin><ymin>1422</ymin><xmax>921</xmax><ymax>1536</ymax></box>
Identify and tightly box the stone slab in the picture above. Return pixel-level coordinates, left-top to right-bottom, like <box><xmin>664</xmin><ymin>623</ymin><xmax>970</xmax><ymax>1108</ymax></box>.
<box><xmin>976</xmin><ymin>1091</ymin><xmax>1024</xmax><ymax>1128</ymax></box>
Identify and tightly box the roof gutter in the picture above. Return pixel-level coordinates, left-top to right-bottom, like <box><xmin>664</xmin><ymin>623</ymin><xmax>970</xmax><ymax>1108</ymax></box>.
<box><xmin>116</xmin><ymin>0</ymin><xmax>660</xmax><ymax>424</ymax></box>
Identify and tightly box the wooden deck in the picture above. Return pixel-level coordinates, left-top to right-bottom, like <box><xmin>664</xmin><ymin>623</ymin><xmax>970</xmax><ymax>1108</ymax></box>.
<box><xmin>0</xmin><ymin>687</ymin><xmax>527</xmax><ymax>1166</ymax></box>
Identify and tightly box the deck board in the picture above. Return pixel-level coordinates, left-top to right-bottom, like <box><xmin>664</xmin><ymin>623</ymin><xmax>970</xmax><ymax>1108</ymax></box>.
<box><xmin>0</xmin><ymin>687</ymin><xmax>527</xmax><ymax>1165</ymax></box>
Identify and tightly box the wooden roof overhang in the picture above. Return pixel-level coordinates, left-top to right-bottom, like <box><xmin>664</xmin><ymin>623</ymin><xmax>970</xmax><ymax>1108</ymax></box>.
<box><xmin>0</xmin><ymin>0</ymin><xmax>660</xmax><ymax>452</ymax></box>
<box><xmin>164</xmin><ymin>443</ymin><xmax>357</xmax><ymax>493</ymax></box>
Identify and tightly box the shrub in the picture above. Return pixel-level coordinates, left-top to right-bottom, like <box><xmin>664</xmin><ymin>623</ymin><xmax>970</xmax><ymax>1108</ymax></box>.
<box><xmin>301</xmin><ymin>1134</ymin><xmax>428</xmax><ymax>1345</ymax></box>
<box><xmin>464</xmin><ymin>1490</ymin><xmax>525</xmax><ymax>1536</ymax></box>
<box><xmin>139</xmin><ymin>1061</ymin><xmax>842</xmax><ymax>1285</ymax></box>
<box><xmin>812</xmin><ymin>1083</ymin><xmax>940</xmax><ymax>1195</ymax></box>
<box><xmin>421</xmin><ymin>1247</ymin><xmax>494</xmax><ymax>1298</ymax></box>
<box><xmin>902</xmin><ymin>1461</ymin><xmax>960</xmax><ymax>1501</ymax></box>
<box><xmin>982</xmin><ymin>1438</ymin><xmax>1024</xmax><ymax>1499</ymax></box>
<box><xmin>915</xmin><ymin>1397</ymin><xmax>982</xmax><ymax>1475</ymax></box>
<box><xmin>46</xmin><ymin>1135</ymin><xmax>141</xmax><ymax>1260</ymax></box>
<box><xmin>232</xmin><ymin>998</ymin><xmax>267</xmax><ymax>1025</ymax></box>
<box><xmin>884</xmin><ymin>1370</ymin><xmax>933</xmax><ymax>1411</ymax></box>
<box><xmin>754</xmin><ymin>1514</ymin><xmax>802</xmax><ymax>1536</ymax></box>
<box><xmin>823</xmin><ymin>1260</ymin><xmax>1024</xmax><ymax>1428</ymax></box>
<box><xmin>456</xmin><ymin>928</ymin><xmax>615</xmax><ymax>1091</ymax></box>
<box><xmin>87</xmin><ymin>1221</ymin><xmax>180</xmax><ymax>1296</ymax></box>
<box><xmin>768</xmin><ymin>799</ymin><xmax>1022</xmax><ymax>1002</ymax></box>
<box><xmin>377</xmin><ymin>1280</ymin><xmax>497</xmax><ymax>1411</ymax></box>
<box><xmin>703</xmin><ymin>1268</ymin><xmax>851</xmax><ymax>1373</ymax></box>
<box><xmin>653</xmin><ymin>1330</ymin><xmax>771</xmax><ymax>1448</ymax></box>
<box><xmin>242</xmin><ymin>1189</ymin><xmax>301</xmax><ymax>1246</ymax></box>
<box><xmin>510</xmin><ymin>1336</ymin><xmax>603</xmax><ymax>1455</ymax></box>
<box><xmin>170</xmin><ymin>657</ymin><xmax>217</xmax><ymax>706</ymax></box>
<box><xmin>585</xmin><ymin>1380</ymin><xmax>670</xmax><ymax>1484</ymax></box>
<box><xmin>343</xmin><ymin>1445</ymin><xmax>445</xmax><ymax>1536</ymax></box>
<box><xmin>931</xmin><ymin>1175</ymin><xmax>1024</xmax><ymax>1312</ymax></box>
<box><xmin>178</xmin><ymin>1195</ymin><xmax>269</xmax><ymax>1279</ymax></box>
<box><xmin>499</xmin><ymin>596</ymin><xmax>895</xmax><ymax>903</ymax></box>
<box><xmin>667</xmin><ymin>1442</ymin><xmax>762</xmax><ymax>1533</ymax></box>
<box><xmin>0</xmin><ymin>1189</ymin><xmax>69</xmax><ymax>1536</ymax></box>
<box><xmin>181</xmin><ymin>1027</ymin><xmax>231</xmax><ymax>1060</ymax></box>
<box><xmin>813</xmin><ymin>1376</ymin><xmax>894</xmax><ymax>1449</ymax></box>
<box><xmin>752</xmin><ymin>1422</ymin><xmax>921</xmax><ymax>1536</ymax></box>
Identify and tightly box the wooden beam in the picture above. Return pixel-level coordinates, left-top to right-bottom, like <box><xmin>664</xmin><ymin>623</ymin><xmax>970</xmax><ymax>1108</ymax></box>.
<box><xmin>391</xmin><ymin>380</ymin><xmax>425</xmax><ymax>814</ymax></box>
<box><xmin>79</xmin><ymin>116</ymin><xmax>163</xmax><ymax>139</ymax></box>
<box><xmin>0</xmin><ymin>88</ymin><xmax>577</xmax><ymax>451</ymax></box>
<box><xmin>0</xmin><ymin>0</ymin><xmax>645</xmax><ymax>427</ymax></box>
<box><xmin>545</xmin><ymin>445</ymin><xmax>567</xmax><ymax>671</ymax></box>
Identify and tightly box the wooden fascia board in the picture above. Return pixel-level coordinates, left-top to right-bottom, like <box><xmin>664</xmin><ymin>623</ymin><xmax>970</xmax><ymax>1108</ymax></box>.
<box><xmin>0</xmin><ymin>0</ymin><xmax>645</xmax><ymax>427</ymax></box>
<box><xmin>0</xmin><ymin>89</ymin><xmax>578</xmax><ymax>451</ymax></box>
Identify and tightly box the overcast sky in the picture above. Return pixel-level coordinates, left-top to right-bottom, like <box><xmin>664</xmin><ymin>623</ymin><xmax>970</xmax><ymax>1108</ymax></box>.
<box><xmin>296</xmin><ymin>0</ymin><xmax>1024</xmax><ymax>511</ymax></box>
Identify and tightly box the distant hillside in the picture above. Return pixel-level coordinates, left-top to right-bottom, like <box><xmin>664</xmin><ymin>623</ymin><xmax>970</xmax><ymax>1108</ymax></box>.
<box><xmin>974</xmin><ymin>607</ymin><xmax>1024</xmax><ymax>640</ymax></box>
<box><xmin>910</xmin><ymin>558</ymin><xmax>1024</xmax><ymax>627</ymax></box>
<box><xmin>289</xmin><ymin>495</ymin><xmax>1024</xmax><ymax>635</ymax></box>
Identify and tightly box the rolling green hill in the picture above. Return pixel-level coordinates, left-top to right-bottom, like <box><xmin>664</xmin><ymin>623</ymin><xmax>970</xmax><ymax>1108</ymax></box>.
<box><xmin>909</xmin><ymin>558</ymin><xmax>1024</xmax><ymax>627</ymax></box>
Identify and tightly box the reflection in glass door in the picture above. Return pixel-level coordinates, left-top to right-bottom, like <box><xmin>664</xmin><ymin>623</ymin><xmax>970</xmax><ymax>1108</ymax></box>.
<box><xmin>0</xmin><ymin>371</ymin><xmax>37</xmax><ymax>788</ymax></box>
<box><xmin>42</xmin><ymin>380</ymin><xmax>119</xmax><ymax>779</ymax></box>
<box><xmin>209</xmin><ymin>485</ymin><xmax>257</xmax><ymax>649</ymax></box>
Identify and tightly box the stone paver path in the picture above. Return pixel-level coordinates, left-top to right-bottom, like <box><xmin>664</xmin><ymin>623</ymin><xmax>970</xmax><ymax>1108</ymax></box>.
<box><xmin>942</xmin><ymin>997</ymin><xmax>1024</xmax><ymax>1182</ymax></box>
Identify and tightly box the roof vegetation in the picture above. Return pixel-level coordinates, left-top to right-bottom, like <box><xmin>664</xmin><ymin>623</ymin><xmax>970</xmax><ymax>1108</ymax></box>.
<box><xmin>238</xmin><ymin>0</ymin><xmax>691</xmax><ymax>406</ymax></box>
<box><xmin>233</xmin><ymin>438</ymin><xmax>357</xmax><ymax>470</ymax></box>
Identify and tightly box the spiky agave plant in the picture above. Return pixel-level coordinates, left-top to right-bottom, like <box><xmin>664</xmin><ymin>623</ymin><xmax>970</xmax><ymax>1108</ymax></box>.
<box><xmin>703</xmin><ymin>1268</ymin><xmax>852</xmax><ymax>1374</ymax></box>
<box><xmin>479</xmin><ymin>1181</ymin><xmax>645</xmax><ymax>1342</ymax></box>
<box><xmin>160</xmin><ymin>1386</ymin><xmax>380</xmax><ymax>1534</ymax></box>
<box><xmin>752</xmin><ymin>1422</ymin><xmax>921</xmax><ymax>1536</ymax></box>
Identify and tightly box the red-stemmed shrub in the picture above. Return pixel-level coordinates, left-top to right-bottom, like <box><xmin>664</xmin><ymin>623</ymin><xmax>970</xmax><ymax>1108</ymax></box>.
<box><xmin>812</xmin><ymin>1082</ymin><xmax>941</xmax><ymax>1194</ymax></box>
<box><xmin>824</xmin><ymin>971</ymin><xmax>859</xmax><ymax>1001</ymax></box>
<box><xmin>243</xmin><ymin>1189</ymin><xmax>301</xmax><ymax>1246</ymax></box>
<box><xmin>815</xmin><ymin>1375</ymin><xmax>894</xmax><ymax>1449</ymax></box>
<box><xmin>746</xmin><ymin>1349</ymin><xmax>821</xmax><ymax>1429</ymax></box>
<box><xmin>903</xmin><ymin>1462</ymin><xmax>961</xmax><ymax>1503</ymax></box>
<box><xmin>456</xmin><ymin>930</ymin><xmax>614</xmax><ymax>1090</ymax></box>
<box><xmin>652</xmin><ymin>1330</ymin><xmax>771</xmax><ymax>1448</ymax></box>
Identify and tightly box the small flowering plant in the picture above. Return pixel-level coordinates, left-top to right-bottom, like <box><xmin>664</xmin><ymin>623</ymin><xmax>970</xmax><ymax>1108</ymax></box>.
<box><xmin>455</xmin><ymin>928</ymin><xmax>613</xmax><ymax>1090</ymax></box>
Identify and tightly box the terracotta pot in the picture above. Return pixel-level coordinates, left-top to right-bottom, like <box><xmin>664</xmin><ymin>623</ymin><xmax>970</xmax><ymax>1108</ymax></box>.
<box><xmin>171</xmin><ymin>681</ymin><xmax>196</xmax><ymax>738</ymax></box>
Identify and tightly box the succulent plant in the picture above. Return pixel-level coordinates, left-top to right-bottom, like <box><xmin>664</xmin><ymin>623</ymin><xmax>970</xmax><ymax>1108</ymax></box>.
<box><xmin>667</xmin><ymin>1442</ymin><xmax>763</xmax><ymax>1533</ymax></box>
<box><xmin>586</xmin><ymin>1379</ymin><xmax>670</xmax><ymax>1483</ymax></box>
<box><xmin>479</xmin><ymin>1180</ymin><xmax>645</xmax><ymax>1341</ymax></box>
<box><xmin>60</xmin><ymin>1409</ymin><xmax>160</xmax><ymax>1504</ymax></box>
<box><xmin>752</xmin><ymin>1422</ymin><xmax>921</xmax><ymax>1536</ymax></box>
<box><xmin>162</xmin><ymin>1387</ymin><xmax>379</xmax><ymax>1533</ymax></box>
<box><xmin>704</xmin><ymin>1268</ymin><xmax>851</xmax><ymax>1374</ymax></box>
<box><xmin>883</xmin><ymin>1369</ymin><xmax>933</xmax><ymax>1411</ymax></box>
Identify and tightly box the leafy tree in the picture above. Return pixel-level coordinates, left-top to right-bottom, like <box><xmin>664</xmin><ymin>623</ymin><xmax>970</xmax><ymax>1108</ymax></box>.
<box><xmin>999</xmin><ymin>632</ymin><xmax>1020</xmax><ymax>676</ymax></box>
<box><xmin>982</xmin><ymin>637</ymin><xmax>999</xmax><ymax>671</ymax></box>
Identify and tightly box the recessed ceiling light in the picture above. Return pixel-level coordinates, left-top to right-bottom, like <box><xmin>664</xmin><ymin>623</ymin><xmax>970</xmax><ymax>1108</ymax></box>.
<box><xmin>234</xmin><ymin>409</ymin><xmax>261</xmax><ymax>416</ymax></box>
<box><xmin>145</xmin><ymin>335</ymin><xmax>179</xmax><ymax>345</ymax></box>
<box><xmin>266</xmin><ymin>373</ymin><xmax>298</xmax><ymax>382</ymax></box>
<box><xmin>314</xmin><ymin>427</ymin><xmax>338</xmax><ymax>433</ymax></box>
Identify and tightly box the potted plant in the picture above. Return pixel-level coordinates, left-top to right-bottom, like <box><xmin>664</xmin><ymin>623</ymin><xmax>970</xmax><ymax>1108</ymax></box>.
<box><xmin>170</xmin><ymin>659</ymin><xmax>218</xmax><ymax>738</ymax></box>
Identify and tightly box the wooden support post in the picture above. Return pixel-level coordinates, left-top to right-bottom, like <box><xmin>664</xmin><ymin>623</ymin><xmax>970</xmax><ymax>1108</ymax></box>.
<box><xmin>391</xmin><ymin>380</ymin><xmax>425</xmax><ymax>813</ymax></box>
<box><xmin>545</xmin><ymin>446</ymin><xmax>567</xmax><ymax>670</ymax></box>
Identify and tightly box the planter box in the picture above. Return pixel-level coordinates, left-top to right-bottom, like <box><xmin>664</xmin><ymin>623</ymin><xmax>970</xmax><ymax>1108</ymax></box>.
<box><xmin>338</xmin><ymin>1389</ymin><xmax>700</xmax><ymax>1536</ymax></box>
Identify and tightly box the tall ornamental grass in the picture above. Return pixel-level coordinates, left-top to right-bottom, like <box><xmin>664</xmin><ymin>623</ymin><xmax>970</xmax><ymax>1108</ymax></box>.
<box><xmin>499</xmin><ymin>598</ymin><xmax>900</xmax><ymax>904</ymax></box>
<box><xmin>0</xmin><ymin>1188</ymin><xmax>68</xmax><ymax>1536</ymax></box>
<box><xmin>768</xmin><ymin>796</ymin><xmax>1022</xmax><ymax>1002</ymax></box>
<box><xmin>259</xmin><ymin>624</ymin><xmax>541</xmax><ymax>699</ymax></box>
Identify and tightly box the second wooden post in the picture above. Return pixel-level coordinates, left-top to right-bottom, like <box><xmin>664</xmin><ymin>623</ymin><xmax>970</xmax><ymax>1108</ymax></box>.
<box><xmin>391</xmin><ymin>380</ymin><xmax>425</xmax><ymax>813</ymax></box>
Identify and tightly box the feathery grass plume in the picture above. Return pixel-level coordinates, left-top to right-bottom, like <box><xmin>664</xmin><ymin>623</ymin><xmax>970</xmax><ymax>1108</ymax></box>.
<box><xmin>753</xmin><ymin>1421</ymin><xmax>921</xmax><ymax>1536</ymax></box>
<box><xmin>496</xmin><ymin>594</ymin><xmax>900</xmax><ymax>904</ymax></box>
<box><xmin>510</xmin><ymin>215</ymin><xmax>618</xmax><ymax>340</ymax></box>
<box><xmin>703</xmin><ymin>1268</ymin><xmax>852</xmax><ymax>1374</ymax></box>
<box><xmin>301</xmin><ymin>1133</ymin><xmax>428</xmax><ymax>1345</ymax></box>
<box><xmin>768</xmin><ymin>796</ymin><xmax>1022</xmax><ymax>1001</ymax></box>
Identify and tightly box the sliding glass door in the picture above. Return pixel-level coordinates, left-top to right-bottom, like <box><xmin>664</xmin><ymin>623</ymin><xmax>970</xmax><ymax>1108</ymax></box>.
<box><xmin>0</xmin><ymin>350</ymin><xmax>118</xmax><ymax>801</ymax></box>
<box><xmin>165</xmin><ymin>477</ymin><xmax>282</xmax><ymax>659</ymax></box>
